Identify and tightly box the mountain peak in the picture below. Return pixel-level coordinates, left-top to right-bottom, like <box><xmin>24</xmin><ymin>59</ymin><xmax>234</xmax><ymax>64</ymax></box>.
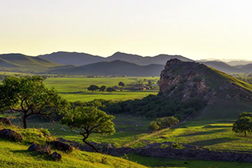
<box><xmin>159</xmin><ymin>59</ymin><xmax>252</xmax><ymax>119</ymax></box>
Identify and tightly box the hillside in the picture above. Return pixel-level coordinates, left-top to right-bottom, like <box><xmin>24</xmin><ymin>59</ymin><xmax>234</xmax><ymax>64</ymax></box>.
<box><xmin>239</xmin><ymin>64</ymin><xmax>252</xmax><ymax>73</ymax></box>
<box><xmin>38</xmin><ymin>51</ymin><xmax>105</xmax><ymax>66</ymax></box>
<box><xmin>159</xmin><ymin>59</ymin><xmax>252</xmax><ymax>119</ymax></box>
<box><xmin>0</xmin><ymin>124</ymin><xmax>145</xmax><ymax>168</ymax></box>
<box><xmin>106</xmin><ymin>52</ymin><xmax>192</xmax><ymax>65</ymax></box>
<box><xmin>199</xmin><ymin>61</ymin><xmax>244</xmax><ymax>73</ymax></box>
<box><xmin>0</xmin><ymin>53</ymin><xmax>60</xmax><ymax>71</ymax></box>
<box><xmin>38</xmin><ymin>51</ymin><xmax>192</xmax><ymax>66</ymax></box>
<box><xmin>48</xmin><ymin>60</ymin><xmax>164</xmax><ymax>76</ymax></box>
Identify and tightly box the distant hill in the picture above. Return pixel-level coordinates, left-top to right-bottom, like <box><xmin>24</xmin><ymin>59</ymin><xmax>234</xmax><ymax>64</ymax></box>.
<box><xmin>225</xmin><ymin>60</ymin><xmax>252</xmax><ymax>66</ymax></box>
<box><xmin>0</xmin><ymin>53</ymin><xmax>60</xmax><ymax>71</ymax></box>
<box><xmin>159</xmin><ymin>59</ymin><xmax>252</xmax><ymax>119</ymax></box>
<box><xmin>199</xmin><ymin>61</ymin><xmax>244</xmax><ymax>73</ymax></box>
<box><xmin>239</xmin><ymin>64</ymin><xmax>252</xmax><ymax>73</ymax></box>
<box><xmin>38</xmin><ymin>51</ymin><xmax>105</xmax><ymax>66</ymax></box>
<box><xmin>38</xmin><ymin>51</ymin><xmax>192</xmax><ymax>66</ymax></box>
<box><xmin>106</xmin><ymin>52</ymin><xmax>192</xmax><ymax>65</ymax></box>
<box><xmin>48</xmin><ymin>60</ymin><xmax>164</xmax><ymax>76</ymax></box>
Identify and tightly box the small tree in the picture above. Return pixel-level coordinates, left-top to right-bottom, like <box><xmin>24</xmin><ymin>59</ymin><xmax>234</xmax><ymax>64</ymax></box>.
<box><xmin>106</xmin><ymin>87</ymin><xmax>116</xmax><ymax>92</ymax></box>
<box><xmin>233</xmin><ymin>115</ymin><xmax>252</xmax><ymax>137</ymax></box>
<box><xmin>61</xmin><ymin>107</ymin><xmax>115</xmax><ymax>152</ymax></box>
<box><xmin>99</xmin><ymin>85</ymin><xmax>106</xmax><ymax>92</ymax></box>
<box><xmin>148</xmin><ymin>80</ymin><xmax>153</xmax><ymax>89</ymax></box>
<box><xmin>0</xmin><ymin>76</ymin><xmax>68</xmax><ymax>129</ymax></box>
<box><xmin>149</xmin><ymin>121</ymin><xmax>160</xmax><ymax>131</ymax></box>
<box><xmin>149</xmin><ymin>116</ymin><xmax>179</xmax><ymax>131</ymax></box>
<box><xmin>118</xmin><ymin>82</ymin><xmax>125</xmax><ymax>87</ymax></box>
<box><xmin>87</xmin><ymin>85</ymin><xmax>99</xmax><ymax>92</ymax></box>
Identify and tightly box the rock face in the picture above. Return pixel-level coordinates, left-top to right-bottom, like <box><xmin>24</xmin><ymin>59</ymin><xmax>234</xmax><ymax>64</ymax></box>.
<box><xmin>51</xmin><ymin>152</ymin><xmax>62</xmax><ymax>161</ymax></box>
<box><xmin>0</xmin><ymin>129</ymin><xmax>23</xmax><ymax>142</ymax></box>
<box><xmin>28</xmin><ymin>144</ymin><xmax>42</xmax><ymax>151</ymax></box>
<box><xmin>159</xmin><ymin>59</ymin><xmax>252</xmax><ymax>118</ymax></box>
<box><xmin>51</xmin><ymin>140</ymin><xmax>73</xmax><ymax>152</ymax></box>
<box><xmin>159</xmin><ymin>59</ymin><xmax>211</xmax><ymax>100</ymax></box>
<box><xmin>0</xmin><ymin>118</ymin><xmax>12</xmax><ymax>126</ymax></box>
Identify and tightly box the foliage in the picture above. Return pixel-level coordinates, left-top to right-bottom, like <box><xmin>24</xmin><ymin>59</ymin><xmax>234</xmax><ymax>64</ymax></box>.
<box><xmin>233</xmin><ymin>112</ymin><xmax>252</xmax><ymax>137</ymax></box>
<box><xmin>149</xmin><ymin>121</ymin><xmax>160</xmax><ymax>131</ymax></box>
<box><xmin>171</xmin><ymin>142</ymin><xmax>184</xmax><ymax>149</ymax></box>
<box><xmin>99</xmin><ymin>85</ymin><xmax>106</xmax><ymax>91</ymax></box>
<box><xmin>106</xmin><ymin>87</ymin><xmax>116</xmax><ymax>92</ymax></box>
<box><xmin>0</xmin><ymin>76</ymin><xmax>68</xmax><ymax>128</ymax></box>
<box><xmin>87</xmin><ymin>85</ymin><xmax>99</xmax><ymax>92</ymax></box>
<box><xmin>61</xmin><ymin>106</ymin><xmax>115</xmax><ymax>152</ymax></box>
<box><xmin>118</xmin><ymin>82</ymin><xmax>125</xmax><ymax>87</ymax></box>
<box><xmin>149</xmin><ymin>116</ymin><xmax>179</xmax><ymax>131</ymax></box>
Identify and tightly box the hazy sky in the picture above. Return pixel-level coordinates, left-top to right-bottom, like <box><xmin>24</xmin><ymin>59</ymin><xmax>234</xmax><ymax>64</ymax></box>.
<box><xmin>0</xmin><ymin>0</ymin><xmax>252</xmax><ymax>60</ymax></box>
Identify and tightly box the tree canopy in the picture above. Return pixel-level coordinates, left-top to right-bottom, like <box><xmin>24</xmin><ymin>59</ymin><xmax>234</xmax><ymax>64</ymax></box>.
<box><xmin>118</xmin><ymin>82</ymin><xmax>125</xmax><ymax>87</ymax></box>
<box><xmin>0</xmin><ymin>76</ymin><xmax>68</xmax><ymax>128</ymax></box>
<box><xmin>87</xmin><ymin>85</ymin><xmax>99</xmax><ymax>92</ymax></box>
<box><xmin>233</xmin><ymin>112</ymin><xmax>252</xmax><ymax>137</ymax></box>
<box><xmin>61</xmin><ymin>106</ymin><xmax>115</xmax><ymax>152</ymax></box>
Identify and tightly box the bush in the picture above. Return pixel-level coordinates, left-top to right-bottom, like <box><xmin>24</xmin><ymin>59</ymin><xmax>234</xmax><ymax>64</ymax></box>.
<box><xmin>149</xmin><ymin>116</ymin><xmax>179</xmax><ymax>131</ymax></box>
<box><xmin>171</xmin><ymin>143</ymin><xmax>184</xmax><ymax>149</ymax></box>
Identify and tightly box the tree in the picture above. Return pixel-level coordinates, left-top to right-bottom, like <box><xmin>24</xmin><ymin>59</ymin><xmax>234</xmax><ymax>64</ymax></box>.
<box><xmin>233</xmin><ymin>113</ymin><xmax>252</xmax><ymax>137</ymax></box>
<box><xmin>0</xmin><ymin>76</ymin><xmax>68</xmax><ymax>129</ymax></box>
<box><xmin>61</xmin><ymin>107</ymin><xmax>115</xmax><ymax>152</ymax></box>
<box><xmin>99</xmin><ymin>85</ymin><xmax>106</xmax><ymax>92</ymax></box>
<box><xmin>106</xmin><ymin>87</ymin><xmax>116</xmax><ymax>92</ymax></box>
<box><xmin>148</xmin><ymin>80</ymin><xmax>153</xmax><ymax>89</ymax></box>
<box><xmin>87</xmin><ymin>85</ymin><xmax>99</xmax><ymax>92</ymax></box>
<box><xmin>118</xmin><ymin>82</ymin><xmax>125</xmax><ymax>87</ymax></box>
<box><xmin>149</xmin><ymin>121</ymin><xmax>160</xmax><ymax>131</ymax></box>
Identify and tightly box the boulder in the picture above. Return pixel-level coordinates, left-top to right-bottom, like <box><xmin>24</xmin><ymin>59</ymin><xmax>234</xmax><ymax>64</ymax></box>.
<box><xmin>0</xmin><ymin>129</ymin><xmax>23</xmax><ymax>142</ymax></box>
<box><xmin>51</xmin><ymin>140</ymin><xmax>73</xmax><ymax>152</ymax></box>
<box><xmin>28</xmin><ymin>144</ymin><xmax>42</xmax><ymax>151</ymax></box>
<box><xmin>0</xmin><ymin>117</ymin><xmax>12</xmax><ymax>126</ymax></box>
<box><xmin>37</xmin><ymin>146</ymin><xmax>51</xmax><ymax>155</ymax></box>
<box><xmin>51</xmin><ymin>152</ymin><xmax>62</xmax><ymax>161</ymax></box>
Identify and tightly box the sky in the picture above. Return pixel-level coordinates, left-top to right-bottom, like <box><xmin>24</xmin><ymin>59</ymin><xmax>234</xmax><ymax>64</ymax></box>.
<box><xmin>0</xmin><ymin>0</ymin><xmax>252</xmax><ymax>60</ymax></box>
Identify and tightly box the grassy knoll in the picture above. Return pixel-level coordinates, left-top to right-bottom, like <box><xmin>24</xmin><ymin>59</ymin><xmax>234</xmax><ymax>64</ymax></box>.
<box><xmin>44</xmin><ymin>77</ymin><xmax>159</xmax><ymax>102</ymax></box>
<box><xmin>0</xmin><ymin>123</ymin><xmax>146</xmax><ymax>168</ymax></box>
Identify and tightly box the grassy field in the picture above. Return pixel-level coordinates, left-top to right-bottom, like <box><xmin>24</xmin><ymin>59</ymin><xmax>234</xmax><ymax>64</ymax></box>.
<box><xmin>11</xmin><ymin>116</ymin><xmax>252</xmax><ymax>152</ymax></box>
<box><xmin>44</xmin><ymin>77</ymin><xmax>159</xmax><ymax>102</ymax></box>
<box><xmin>128</xmin><ymin>154</ymin><xmax>252</xmax><ymax>168</ymax></box>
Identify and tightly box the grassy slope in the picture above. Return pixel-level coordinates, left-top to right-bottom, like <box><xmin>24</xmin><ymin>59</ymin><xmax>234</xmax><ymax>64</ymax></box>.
<box><xmin>0</xmin><ymin>141</ymin><xmax>146</xmax><ymax>168</ymax></box>
<box><xmin>0</xmin><ymin>124</ymin><xmax>146</xmax><ymax>168</ymax></box>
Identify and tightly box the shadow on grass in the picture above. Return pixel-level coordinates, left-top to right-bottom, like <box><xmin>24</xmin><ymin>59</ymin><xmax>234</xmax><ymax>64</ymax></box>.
<box><xmin>177</xmin><ymin>129</ymin><xmax>227</xmax><ymax>137</ymax></box>
<box><xmin>188</xmin><ymin>137</ymin><xmax>238</xmax><ymax>146</ymax></box>
<box><xmin>11</xmin><ymin>149</ymin><xmax>31</xmax><ymax>154</ymax></box>
<box><xmin>203</xmin><ymin>125</ymin><xmax>232</xmax><ymax>128</ymax></box>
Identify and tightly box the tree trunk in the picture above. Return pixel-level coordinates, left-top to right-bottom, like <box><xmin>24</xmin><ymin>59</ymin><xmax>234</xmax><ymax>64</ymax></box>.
<box><xmin>83</xmin><ymin>139</ymin><xmax>100</xmax><ymax>153</ymax></box>
<box><xmin>245</xmin><ymin>131</ymin><xmax>247</xmax><ymax>137</ymax></box>
<box><xmin>23</xmin><ymin>115</ymin><xmax>27</xmax><ymax>129</ymax></box>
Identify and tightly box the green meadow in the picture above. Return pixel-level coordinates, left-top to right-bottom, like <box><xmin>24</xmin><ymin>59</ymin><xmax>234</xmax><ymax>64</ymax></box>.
<box><xmin>44</xmin><ymin>77</ymin><xmax>159</xmax><ymax>102</ymax></box>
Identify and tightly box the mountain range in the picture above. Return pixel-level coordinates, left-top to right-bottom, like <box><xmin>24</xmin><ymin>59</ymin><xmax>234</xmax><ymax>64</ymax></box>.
<box><xmin>38</xmin><ymin>51</ymin><xmax>192</xmax><ymax>66</ymax></box>
<box><xmin>0</xmin><ymin>51</ymin><xmax>252</xmax><ymax>75</ymax></box>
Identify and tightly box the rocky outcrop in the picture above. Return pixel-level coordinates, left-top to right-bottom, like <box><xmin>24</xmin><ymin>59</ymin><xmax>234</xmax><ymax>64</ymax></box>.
<box><xmin>50</xmin><ymin>140</ymin><xmax>73</xmax><ymax>152</ymax></box>
<box><xmin>0</xmin><ymin>129</ymin><xmax>23</xmax><ymax>142</ymax></box>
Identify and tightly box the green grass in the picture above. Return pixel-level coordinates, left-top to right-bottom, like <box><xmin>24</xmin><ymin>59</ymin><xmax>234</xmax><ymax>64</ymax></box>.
<box><xmin>128</xmin><ymin>154</ymin><xmax>252</xmax><ymax>168</ymax></box>
<box><xmin>132</xmin><ymin>120</ymin><xmax>252</xmax><ymax>151</ymax></box>
<box><xmin>12</xmin><ymin>115</ymin><xmax>152</xmax><ymax>147</ymax></box>
<box><xmin>44</xmin><ymin>77</ymin><xmax>159</xmax><ymax>102</ymax></box>
<box><xmin>0</xmin><ymin>124</ymin><xmax>146</xmax><ymax>168</ymax></box>
<box><xmin>0</xmin><ymin>140</ymin><xmax>146</xmax><ymax>168</ymax></box>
